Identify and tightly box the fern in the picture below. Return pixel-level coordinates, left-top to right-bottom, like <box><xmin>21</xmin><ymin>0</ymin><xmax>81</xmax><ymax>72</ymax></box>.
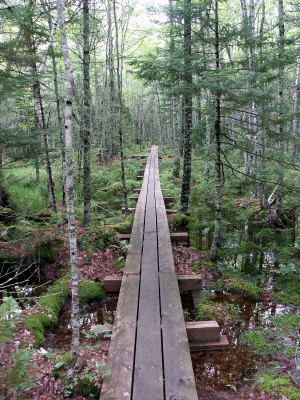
<box><xmin>0</xmin><ymin>350</ymin><xmax>37</xmax><ymax>397</ymax></box>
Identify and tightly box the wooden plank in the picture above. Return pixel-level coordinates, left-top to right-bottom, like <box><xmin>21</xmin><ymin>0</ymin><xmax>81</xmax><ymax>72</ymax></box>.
<box><xmin>103</xmin><ymin>276</ymin><xmax>122</xmax><ymax>292</ymax></box>
<box><xmin>137</xmin><ymin>176</ymin><xmax>144</xmax><ymax>180</ymax></box>
<box><xmin>132</xmin><ymin>151</ymin><xmax>163</xmax><ymax>399</ymax></box>
<box><xmin>101</xmin><ymin>151</ymin><xmax>153</xmax><ymax>399</ymax></box>
<box><xmin>115</xmin><ymin>232</ymin><xmax>189</xmax><ymax>243</ymax></box>
<box><xmin>104</xmin><ymin>274</ymin><xmax>202</xmax><ymax>292</ymax></box>
<box><xmin>163</xmin><ymin>196</ymin><xmax>174</xmax><ymax>205</ymax></box>
<box><xmin>100</xmin><ymin>275</ymin><xmax>140</xmax><ymax>400</ymax></box>
<box><xmin>189</xmin><ymin>335</ymin><xmax>229</xmax><ymax>351</ymax></box>
<box><xmin>133</xmin><ymin>188</ymin><xmax>141</xmax><ymax>193</ymax></box>
<box><xmin>154</xmin><ymin>146</ymin><xmax>198</xmax><ymax>400</ymax></box>
<box><xmin>186</xmin><ymin>321</ymin><xmax>220</xmax><ymax>342</ymax></box>
<box><xmin>178</xmin><ymin>275</ymin><xmax>202</xmax><ymax>291</ymax></box>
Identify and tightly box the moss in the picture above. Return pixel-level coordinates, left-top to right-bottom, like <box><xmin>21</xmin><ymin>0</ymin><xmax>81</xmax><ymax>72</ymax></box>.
<box><xmin>256</xmin><ymin>373</ymin><xmax>300</xmax><ymax>399</ymax></box>
<box><xmin>228</xmin><ymin>277</ymin><xmax>262</xmax><ymax>301</ymax></box>
<box><xmin>196</xmin><ymin>300</ymin><xmax>240</xmax><ymax>325</ymax></box>
<box><xmin>169</xmin><ymin>213</ymin><xmax>190</xmax><ymax>232</ymax></box>
<box><xmin>24</xmin><ymin>273</ymin><xmax>70</xmax><ymax>347</ymax></box>
<box><xmin>110</xmin><ymin>214</ymin><xmax>134</xmax><ymax>233</ymax></box>
<box><xmin>79</xmin><ymin>280</ymin><xmax>104</xmax><ymax>304</ymax></box>
<box><xmin>25</xmin><ymin>235</ymin><xmax>64</xmax><ymax>267</ymax></box>
<box><xmin>272</xmin><ymin>275</ymin><xmax>300</xmax><ymax>305</ymax></box>
<box><xmin>77</xmin><ymin>227</ymin><xmax>116</xmax><ymax>257</ymax></box>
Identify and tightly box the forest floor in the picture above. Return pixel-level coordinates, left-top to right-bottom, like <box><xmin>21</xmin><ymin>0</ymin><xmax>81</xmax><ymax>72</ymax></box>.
<box><xmin>0</xmin><ymin>215</ymin><xmax>298</xmax><ymax>399</ymax></box>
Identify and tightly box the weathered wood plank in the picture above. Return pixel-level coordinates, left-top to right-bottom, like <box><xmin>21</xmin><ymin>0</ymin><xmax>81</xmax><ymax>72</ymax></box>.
<box><xmin>177</xmin><ymin>275</ymin><xmax>202</xmax><ymax>291</ymax></box>
<box><xmin>100</xmin><ymin>151</ymin><xmax>153</xmax><ymax>399</ymax></box>
<box><xmin>99</xmin><ymin>275</ymin><xmax>140</xmax><ymax>400</ymax></box>
<box><xmin>115</xmin><ymin>232</ymin><xmax>189</xmax><ymax>243</ymax></box>
<box><xmin>189</xmin><ymin>335</ymin><xmax>229</xmax><ymax>351</ymax></box>
<box><xmin>104</xmin><ymin>274</ymin><xmax>202</xmax><ymax>293</ymax></box>
<box><xmin>132</xmin><ymin>153</ymin><xmax>163</xmax><ymax>399</ymax></box>
<box><xmin>154</xmin><ymin>147</ymin><xmax>198</xmax><ymax>400</ymax></box>
<box><xmin>186</xmin><ymin>321</ymin><xmax>220</xmax><ymax>342</ymax></box>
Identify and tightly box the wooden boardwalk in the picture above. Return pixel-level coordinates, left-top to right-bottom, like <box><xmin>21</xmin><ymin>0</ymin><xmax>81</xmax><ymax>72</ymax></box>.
<box><xmin>100</xmin><ymin>146</ymin><xmax>198</xmax><ymax>400</ymax></box>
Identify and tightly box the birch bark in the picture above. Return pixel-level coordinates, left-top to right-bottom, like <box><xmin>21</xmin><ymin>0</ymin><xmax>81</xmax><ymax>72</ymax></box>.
<box><xmin>56</xmin><ymin>0</ymin><xmax>79</xmax><ymax>359</ymax></box>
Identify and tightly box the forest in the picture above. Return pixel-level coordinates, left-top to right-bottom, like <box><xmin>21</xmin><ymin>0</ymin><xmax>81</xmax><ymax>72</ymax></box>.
<box><xmin>1</xmin><ymin>0</ymin><xmax>300</xmax><ymax>398</ymax></box>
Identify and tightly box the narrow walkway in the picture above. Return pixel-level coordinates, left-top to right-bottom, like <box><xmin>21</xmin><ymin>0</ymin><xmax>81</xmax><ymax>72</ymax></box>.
<box><xmin>100</xmin><ymin>146</ymin><xmax>197</xmax><ymax>400</ymax></box>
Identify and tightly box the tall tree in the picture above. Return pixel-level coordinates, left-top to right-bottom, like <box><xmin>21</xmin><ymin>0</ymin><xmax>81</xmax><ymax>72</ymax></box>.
<box><xmin>82</xmin><ymin>0</ymin><xmax>91</xmax><ymax>225</ymax></box>
<box><xmin>56</xmin><ymin>0</ymin><xmax>79</xmax><ymax>360</ymax></box>
<box><xmin>179</xmin><ymin>0</ymin><xmax>193</xmax><ymax>212</ymax></box>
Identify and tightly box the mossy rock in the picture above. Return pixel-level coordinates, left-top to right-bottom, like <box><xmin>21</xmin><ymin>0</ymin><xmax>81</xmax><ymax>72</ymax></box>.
<box><xmin>111</xmin><ymin>214</ymin><xmax>134</xmax><ymax>233</ymax></box>
<box><xmin>24</xmin><ymin>273</ymin><xmax>70</xmax><ymax>347</ymax></box>
<box><xmin>169</xmin><ymin>213</ymin><xmax>190</xmax><ymax>232</ymax></box>
<box><xmin>228</xmin><ymin>277</ymin><xmax>262</xmax><ymax>301</ymax></box>
<box><xmin>79</xmin><ymin>280</ymin><xmax>104</xmax><ymax>304</ymax></box>
<box><xmin>196</xmin><ymin>300</ymin><xmax>240</xmax><ymax>325</ymax></box>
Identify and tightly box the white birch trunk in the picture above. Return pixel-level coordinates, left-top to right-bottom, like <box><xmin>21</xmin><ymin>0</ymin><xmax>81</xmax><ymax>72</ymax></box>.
<box><xmin>56</xmin><ymin>0</ymin><xmax>79</xmax><ymax>360</ymax></box>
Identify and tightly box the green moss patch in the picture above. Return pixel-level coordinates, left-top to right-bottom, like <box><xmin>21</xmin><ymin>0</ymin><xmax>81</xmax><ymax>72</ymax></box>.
<box><xmin>227</xmin><ymin>277</ymin><xmax>262</xmax><ymax>300</ymax></box>
<box><xmin>79</xmin><ymin>280</ymin><xmax>104</xmax><ymax>304</ymax></box>
<box><xmin>256</xmin><ymin>373</ymin><xmax>300</xmax><ymax>399</ymax></box>
<box><xmin>169</xmin><ymin>213</ymin><xmax>190</xmax><ymax>232</ymax></box>
<box><xmin>78</xmin><ymin>227</ymin><xmax>116</xmax><ymax>260</ymax></box>
<box><xmin>24</xmin><ymin>273</ymin><xmax>70</xmax><ymax>347</ymax></box>
<box><xmin>196</xmin><ymin>300</ymin><xmax>241</xmax><ymax>325</ymax></box>
<box><xmin>110</xmin><ymin>214</ymin><xmax>134</xmax><ymax>233</ymax></box>
<box><xmin>272</xmin><ymin>275</ymin><xmax>300</xmax><ymax>305</ymax></box>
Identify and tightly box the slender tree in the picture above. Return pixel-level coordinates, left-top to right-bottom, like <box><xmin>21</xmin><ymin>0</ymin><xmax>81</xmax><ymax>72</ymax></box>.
<box><xmin>82</xmin><ymin>0</ymin><xmax>91</xmax><ymax>225</ymax></box>
<box><xmin>56</xmin><ymin>0</ymin><xmax>79</xmax><ymax>360</ymax></box>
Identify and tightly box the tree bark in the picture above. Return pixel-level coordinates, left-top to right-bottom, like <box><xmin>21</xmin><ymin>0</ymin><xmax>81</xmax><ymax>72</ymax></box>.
<box><xmin>83</xmin><ymin>0</ymin><xmax>91</xmax><ymax>225</ymax></box>
<box><xmin>56</xmin><ymin>0</ymin><xmax>79</xmax><ymax>360</ymax></box>
<box><xmin>180</xmin><ymin>0</ymin><xmax>193</xmax><ymax>212</ymax></box>
<box><xmin>209</xmin><ymin>0</ymin><xmax>222</xmax><ymax>262</ymax></box>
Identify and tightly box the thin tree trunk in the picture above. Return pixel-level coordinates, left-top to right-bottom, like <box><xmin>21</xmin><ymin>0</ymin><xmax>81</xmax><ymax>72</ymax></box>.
<box><xmin>83</xmin><ymin>0</ymin><xmax>91</xmax><ymax>225</ymax></box>
<box><xmin>209</xmin><ymin>0</ymin><xmax>222</xmax><ymax>262</ymax></box>
<box><xmin>276</xmin><ymin>0</ymin><xmax>284</xmax><ymax>222</ymax></box>
<box><xmin>56</xmin><ymin>0</ymin><xmax>79</xmax><ymax>360</ymax></box>
<box><xmin>292</xmin><ymin>56</ymin><xmax>300</xmax><ymax>156</ymax></box>
<box><xmin>180</xmin><ymin>0</ymin><xmax>193</xmax><ymax>212</ymax></box>
<box><xmin>112</xmin><ymin>0</ymin><xmax>128</xmax><ymax>214</ymax></box>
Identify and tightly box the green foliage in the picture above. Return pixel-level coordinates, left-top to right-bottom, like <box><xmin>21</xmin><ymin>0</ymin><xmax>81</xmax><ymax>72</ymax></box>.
<box><xmin>228</xmin><ymin>277</ymin><xmax>262</xmax><ymax>300</ymax></box>
<box><xmin>272</xmin><ymin>275</ymin><xmax>300</xmax><ymax>305</ymax></box>
<box><xmin>0</xmin><ymin>296</ymin><xmax>20</xmax><ymax>343</ymax></box>
<box><xmin>24</xmin><ymin>274</ymin><xmax>70</xmax><ymax>347</ymax></box>
<box><xmin>169</xmin><ymin>213</ymin><xmax>190</xmax><ymax>232</ymax></box>
<box><xmin>113</xmin><ymin>258</ymin><xmax>125</xmax><ymax>270</ymax></box>
<box><xmin>256</xmin><ymin>372</ymin><xmax>300</xmax><ymax>399</ymax></box>
<box><xmin>79</xmin><ymin>280</ymin><xmax>104</xmax><ymax>304</ymax></box>
<box><xmin>110</xmin><ymin>214</ymin><xmax>134</xmax><ymax>233</ymax></box>
<box><xmin>269</xmin><ymin>313</ymin><xmax>300</xmax><ymax>335</ymax></box>
<box><xmin>241</xmin><ymin>331</ymin><xmax>281</xmax><ymax>355</ymax></box>
<box><xmin>196</xmin><ymin>299</ymin><xmax>241</xmax><ymax>325</ymax></box>
<box><xmin>78</xmin><ymin>227</ymin><xmax>116</xmax><ymax>260</ymax></box>
<box><xmin>0</xmin><ymin>349</ymin><xmax>37</xmax><ymax>398</ymax></box>
<box><xmin>26</xmin><ymin>234</ymin><xmax>64</xmax><ymax>266</ymax></box>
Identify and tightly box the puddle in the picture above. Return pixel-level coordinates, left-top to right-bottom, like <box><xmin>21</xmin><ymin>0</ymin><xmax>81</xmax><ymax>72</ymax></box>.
<box><xmin>45</xmin><ymin>295</ymin><xmax>118</xmax><ymax>350</ymax></box>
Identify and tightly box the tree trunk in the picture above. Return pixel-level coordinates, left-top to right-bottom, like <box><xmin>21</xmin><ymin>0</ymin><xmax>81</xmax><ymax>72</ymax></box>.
<box><xmin>83</xmin><ymin>0</ymin><xmax>91</xmax><ymax>225</ymax></box>
<box><xmin>292</xmin><ymin>56</ymin><xmax>300</xmax><ymax>156</ymax></box>
<box><xmin>276</xmin><ymin>0</ymin><xmax>284</xmax><ymax>223</ymax></box>
<box><xmin>56</xmin><ymin>0</ymin><xmax>79</xmax><ymax>360</ymax></box>
<box><xmin>209</xmin><ymin>0</ymin><xmax>222</xmax><ymax>262</ymax></box>
<box><xmin>172</xmin><ymin>97</ymin><xmax>181</xmax><ymax>178</ymax></box>
<box><xmin>180</xmin><ymin>0</ymin><xmax>193</xmax><ymax>212</ymax></box>
<box><xmin>112</xmin><ymin>0</ymin><xmax>128</xmax><ymax>214</ymax></box>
